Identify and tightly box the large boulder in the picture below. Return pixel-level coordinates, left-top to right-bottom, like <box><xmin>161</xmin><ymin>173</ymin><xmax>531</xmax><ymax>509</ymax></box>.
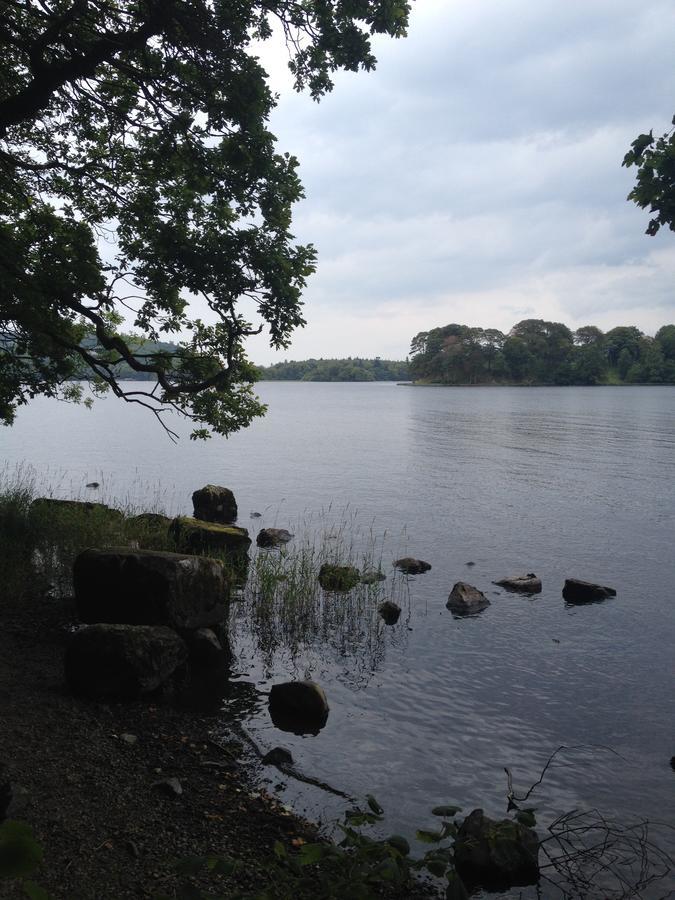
<box><xmin>454</xmin><ymin>809</ymin><xmax>539</xmax><ymax>887</ymax></box>
<box><xmin>65</xmin><ymin>624</ymin><xmax>188</xmax><ymax>698</ymax></box>
<box><xmin>192</xmin><ymin>485</ymin><xmax>238</xmax><ymax>524</ymax></box>
<box><xmin>318</xmin><ymin>563</ymin><xmax>360</xmax><ymax>592</ymax></box>
<box><xmin>74</xmin><ymin>548</ymin><xmax>228</xmax><ymax>628</ymax></box>
<box><xmin>269</xmin><ymin>680</ymin><xmax>329</xmax><ymax>735</ymax></box>
<box><xmin>169</xmin><ymin>517</ymin><xmax>251</xmax><ymax>560</ymax></box>
<box><xmin>562</xmin><ymin>578</ymin><xmax>616</xmax><ymax>603</ymax></box>
<box><xmin>394</xmin><ymin>557</ymin><xmax>431</xmax><ymax>575</ymax></box>
<box><xmin>447</xmin><ymin>582</ymin><xmax>490</xmax><ymax>615</ymax></box>
<box><xmin>494</xmin><ymin>573</ymin><xmax>542</xmax><ymax>594</ymax></box>
<box><xmin>256</xmin><ymin>528</ymin><xmax>294</xmax><ymax>548</ymax></box>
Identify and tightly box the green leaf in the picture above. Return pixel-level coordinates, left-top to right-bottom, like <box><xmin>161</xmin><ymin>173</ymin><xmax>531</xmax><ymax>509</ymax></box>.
<box><xmin>416</xmin><ymin>829</ymin><xmax>443</xmax><ymax>844</ymax></box>
<box><xmin>273</xmin><ymin>840</ymin><xmax>287</xmax><ymax>860</ymax></box>
<box><xmin>431</xmin><ymin>805</ymin><xmax>462</xmax><ymax>818</ymax></box>
<box><xmin>0</xmin><ymin>821</ymin><xmax>43</xmax><ymax>878</ymax></box>
<box><xmin>446</xmin><ymin>870</ymin><xmax>470</xmax><ymax>900</ymax></box>
<box><xmin>385</xmin><ymin>835</ymin><xmax>410</xmax><ymax>856</ymax></box>
<box><xmin>208</xmin><ymin>857</ymin><xmax>238</xmax><ymax>876</ymax></box>
<box><xmin>298</xmin><ymin>843</ymin><xmax>326</xmax><ymax>866</ymax></box>
<box><xmin>365</xmin><ymin>794</ymin><xmax>383</xmax><ymax>815</ymax></box>
<box><xmin>426</xmin><ymin>859</ymin><xmax>448</xmax><ymax>878</ymax></box>
<box><xmin>515</xmin><ymin>809</ymin><xmax>537</xmax><ymax>827</ymax></box>
<box><xmin>23</xmin><ymin>882</ymin><xmax>49</xmax><ymax>900</ymax></box>
<box><xmin>440</xmin><ymin>821</ymin><xmax>458</xmax><ymax>839</ymax></box>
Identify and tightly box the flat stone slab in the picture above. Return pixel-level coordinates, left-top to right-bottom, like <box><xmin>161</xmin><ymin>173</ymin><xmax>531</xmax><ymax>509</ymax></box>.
<box><xmin>65</xmin><ymin>624</ymin><xmax>187</xmax><ymax>699</ymax></box>
<box><xmin>74</xmin><ymin>547</ymin><xmax>228</xmax><ymax>628</ymax></box>
<box><xmin>562</xmin><ymin>578</ymin><xmax>616</xmax><ymax>603</ymax></box>
<box><xmin>494</xmin><ymin>574</ymin><xmax>542</xmax><ymax>594</ymax></box>
<box><xmin>170</xmin><ymin>517</ymin><xmax>251</xmax><ymax>558</ymax></box>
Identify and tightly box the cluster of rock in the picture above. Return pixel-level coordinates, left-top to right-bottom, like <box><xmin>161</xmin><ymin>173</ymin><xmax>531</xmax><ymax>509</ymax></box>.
<box><xmin>64</xmin><ymin>484</ymin><xmax>249</xmax><ymax>700</ymax></box>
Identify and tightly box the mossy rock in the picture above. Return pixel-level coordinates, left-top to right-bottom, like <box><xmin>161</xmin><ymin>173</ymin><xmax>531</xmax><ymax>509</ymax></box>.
<box><xmin>192</xmin><ymin>485</ymin><xmax>237</xmax><ymax>524</ymax></box>
<box><xmin>30</xmin><ymin>497</ymin><xmax>124</xmax><ymax>522</ymax></box>
<box><xmin>454</xmin><ymin>809</ymin><xmax>539</xmax><ymax>888</ymax></box>
<box><xmin>170</xmin><ymin>516</ymin><xmax>251</xmax><ymax>558</ymax></box>
<box><xmin>318</xmin><ymin>563</ymin><xmax>360</xmax><ymax>592</ymax></box>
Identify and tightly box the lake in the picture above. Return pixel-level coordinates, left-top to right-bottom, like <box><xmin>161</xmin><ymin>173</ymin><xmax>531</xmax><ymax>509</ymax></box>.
<box><xmin>2</xmin><ymin>382</ymin><xmax>674</xmax><ymax>897</ymax></box>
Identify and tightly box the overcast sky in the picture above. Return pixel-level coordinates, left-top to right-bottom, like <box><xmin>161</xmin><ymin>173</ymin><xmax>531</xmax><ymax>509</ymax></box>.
<box><xmin>247</xmin><ymin>0</ymin><xmax>675</xmax><ymax>364</ymax></box>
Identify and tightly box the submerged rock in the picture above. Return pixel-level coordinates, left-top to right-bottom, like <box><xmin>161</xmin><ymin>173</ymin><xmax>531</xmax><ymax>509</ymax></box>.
<box><xmin>446</xmin><ymin>582</ymin><xmax>491</xmax><ymax>615</ymax></box>
<box><xmin>269</xmin><ymin>680</ymin><xmax>329</xmax><ymax>735</ymax></box>
<box><xmin>454</xmin><ymin>808</ymin><xmax>539</xmax><ymax>887</ymax></box>
<box><xmin>170</xmin><ymin>516</ymin><xmax>251</xmax><ymax>559</ymax></box>
<box><xmin>318</xmin><ymin>563</ymin><xmax>360</xmax><ymax>592</ymax></box>
<box><xmin>74</xmin><ymin>547</ymin><xmax>228</xmax><ymax>629</ymax></box>
<box><xmin>360</xmin><ymin>569</ymin><xmax>387</xmax><ymax>585</ymax></box>
<box><xmin>192</xmin><ymin>484</ymin><xmax>238</xmax><ymax>524</ymax></box>
<box><xmin>65</xmin><ymin>624</ymin><xmax>187</xmax><ymax>699</ymax></box>
<box><xmin>378</xmin><ymin>601</ymin><xmax>401</xmax><ymax>625</ymax></box>
<box><xmin>394</xmin><ymin>557</ymin><xmax>431</xmax><ymax>575</ymax></box>
<box><xmin>562</xmin><ymin>578</ymin><xmax>616</xmax><ymax>603</ymax></box>
<box><xmin>262</xmin><ymin>747</ymin><xmax>294</xmax><ymax>767</ymax></box>
<box><xmin>256</xmin><ymin>528</ymin><xmax>293</xmax><ymax>548</ymax></box>
<box><xmin>494</xmin><ymin>573</ymin><xmax>542</xmax><ymax>594</ymax></box>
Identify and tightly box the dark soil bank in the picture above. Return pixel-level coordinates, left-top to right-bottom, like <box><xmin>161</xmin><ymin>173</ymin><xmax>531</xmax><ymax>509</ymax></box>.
<box><xmin>0</xmin><ymin>592</ymin><xmax>321</xmax><ymax>899</ymax></box>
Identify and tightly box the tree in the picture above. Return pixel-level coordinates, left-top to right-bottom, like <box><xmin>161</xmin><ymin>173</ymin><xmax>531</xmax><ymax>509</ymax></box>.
<box><xmin>0</xmin><ymin>0</ymin><xmax>410</xmax><ymax>438</ymax></box>
<box><xmin>623</xmin><ymin>122</ymin><xmax>675</xmax><ymax>235</ymax></box>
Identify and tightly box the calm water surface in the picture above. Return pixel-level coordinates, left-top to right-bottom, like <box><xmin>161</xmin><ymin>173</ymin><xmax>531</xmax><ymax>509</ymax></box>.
<box><xmin>2</xmin><ymin>383</ymin><xmax>674</xmax><ymax>895</ymax></box>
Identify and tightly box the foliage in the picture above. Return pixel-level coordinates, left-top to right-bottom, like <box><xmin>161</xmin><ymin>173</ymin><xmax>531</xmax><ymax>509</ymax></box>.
<box><xmin>0</xmin><ymin>0</ymin><xmax>410</xmax><ymax>438</ymax></box>
<box><xmin>408</xmin><ymin>319</ymin><xmax>675</xmax><ymax>386</ymax></box>
<box><xmin>0</xmin><ymin>820</ymin><xmax>47</xmax><ymax>899</ymax></box>
<box><xmin>256</xmin><ymin>357</ymin><xmax>409</xmax><ymax>382</ymax></box>
<box><xmin>623</xmin><ymin>121</ymin><xmax>675</xmax><ymax>236</ymax></box>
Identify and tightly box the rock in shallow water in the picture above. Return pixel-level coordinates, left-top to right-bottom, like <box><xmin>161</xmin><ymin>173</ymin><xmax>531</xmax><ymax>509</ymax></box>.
<box><xmin>454</xmin><ymin>808</ymin><xmax>539</xmax><ymax>887</ymax></box>
<box><xmin>269</xmin><ymin>680</ymin><xmax>329</xmax><ymax>735</ymax></box>
<box><xmin>192</xmin><ymin>484</ymin><xmax>238</xmax><ymax>524</ymax></box>
<box><xmin>446</xmin><ymin>582</ymin><xmax>490</xmax><ymax>615</ymax></box>
<box><xmin>318</xmin><ymin>564</ymin><xmax>360</xmax><ymax>592</ymax></box>
<box><xmin>494</xmin><ymin>573</ymin><xmax>542</xmax><ymax>594</ymax></box>
<box><xmin>562</xmin><ymin>578</ymin><xmax>616</xmax><ymax>603</ymax></box>
<box><xmin>394</xmin><ymin>557</ymin><xmax>431</xmax><ymax>575</ymax></box>
<box><xmin>378</xmin><ymin>601</ymin><xmax>401</xmax><ymax>625</ymax></box>
<box><xmin>256</xmin><ymin>528</ymin><xmax>293</xmax><ymax>548</ymax></box>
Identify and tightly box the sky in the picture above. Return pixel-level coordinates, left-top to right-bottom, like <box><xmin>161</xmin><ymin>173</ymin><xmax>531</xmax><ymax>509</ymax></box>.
<box><xmin>244</xmin><ymin>0</ymin><xmax>675</xmax><ymax>365</ymax></box>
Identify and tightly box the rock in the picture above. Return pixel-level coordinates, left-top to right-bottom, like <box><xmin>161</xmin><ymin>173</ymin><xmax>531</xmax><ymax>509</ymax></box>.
<box><xmin>250</xmin><ymin>511</ymin><xmax>262</xmax><ymax>518</ymax></box>
<box><xmin>192</xmin><ymin>484</ymin><xmax>238</xmax><ymax>524</ymax></box>
<box><xmin>128</xmin><ymin>512</ymin><xmax>172</xmax><ymax>530</ymax></box>
<box><xmin>378</xmin><ymin>601</ymin><xmax>401</xmax><ymax>625</ymax></box>
<box><xmin>119</xmin><ymin>733</ymin><xmax>138</xmax><ymax>745</ymax></box>
<box><xmin>360</xmin><ymin>569</ymin><xmax>387</xmax><ymax>585</ymax></box>
<box><xmin>86</xmin><ymin>481</ymin><xmax>100</xmax><ymax>489</ymax></box>
<box><xmin>30</xmin><ymin>497</ymin><xmax>123</xmax><ymax>521</ymax></box>
<box><xmin>185</xmin><ymin>627</ymin><xmax>225</xmax><ymax>667</ymax></box>
<box><xmin>562</xmin><ymin>578</ymin><xmax>616</xmax><ymax>603</ymax></box>
<box><xmin>446</xmin><ymin>582</ymin><xmax>491</xmax><ymax>615</ymax></box>
<box><xmin>152</xmin><ymin>777</ymin><xmax>183</xmax><ymax>797</ymax></box>
<box><xmin>269</xmin><ymin>680</ymin><xmax>329</xmax><ymax>735</ymax></box>
<box><xmin>494</xmin><ymin>573</ymin><xmax>542</xmax><ymax>594</ymax></box>
<box><xmin>0</xmin><ymin>766</ymin><xmax>12</xmax><ymax>822</ymax></box>
<box><xmin>318</xmin><ymin>563</ymin><xmax>360</xmax><ymax>592</ymax></box>
<box><xmin>394</xmin><ymin>557</ymin><xmax>431</xmax><ymax>575</ymax></box>
<box><xmin>256</xmin><ymin>528</ymin><xmax>293</xmax><ymax>548</ymax></box>
<box><xmin>74</xmin><ymin>547</ymin><xmax>228</xmax><ymax>629</ymax></box>
<box><xmin>454</xmin><ymin>808</ymin><xmax>539</xmax><ymax>887</ymax></box>
<box><xmin>262</xmin><ymin>747</ymin><xmax>294</xmax><ymax>767</ymax></box>
<box><xmin>169</xmin><ymin>517</ymin><xmax>251</xmax><ymax>560</ymax></box>
<box><xmin>65</xmin><ymin>624</ymin><xmax>188</xmax><ymax>699</ymax></box>
<box><xmin>670</xmin><ymin>756</ymin><xmax>675</xmax><ymax>771</ymax></box>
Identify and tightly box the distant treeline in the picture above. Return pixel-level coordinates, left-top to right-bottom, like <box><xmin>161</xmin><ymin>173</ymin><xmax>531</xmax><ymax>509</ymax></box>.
<box><xmin>409</xmin><ymin>320</ymin><xmax>675</xmax><ymax>386</ymax></box>
<box><xmin>256</xmin><ymin>357</ymin><xmax>409</xmax><ymax>382</ymax></box>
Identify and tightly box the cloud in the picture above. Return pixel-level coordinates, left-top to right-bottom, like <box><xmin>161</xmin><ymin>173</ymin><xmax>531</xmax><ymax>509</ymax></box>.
<box><xmin>246</xmin><ymin>0</ymin><xmax>675</xmax><ymax>363</ymax></box>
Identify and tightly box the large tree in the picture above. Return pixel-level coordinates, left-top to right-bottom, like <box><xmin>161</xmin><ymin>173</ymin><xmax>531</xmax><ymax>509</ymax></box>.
<box><xmin>0</xmin><ymin>0</ymin><xmax>410</xmax><ymax>438</ymax></box>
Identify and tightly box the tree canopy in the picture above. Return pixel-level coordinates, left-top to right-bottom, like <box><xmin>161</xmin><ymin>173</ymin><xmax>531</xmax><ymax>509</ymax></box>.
<box><xmin>408</xmin><ymin>319</ymin><xmax>675</xmax><ymax>386</ymax></box>
<box><xmin>0</xmin><ymin>0</ymin><xmax>410</xmax><ymax>438</ymax></box>
<box><xmin>256</xmin><ymin>356</ymin><xmax>408</xmax><ymax>381</ymax></box>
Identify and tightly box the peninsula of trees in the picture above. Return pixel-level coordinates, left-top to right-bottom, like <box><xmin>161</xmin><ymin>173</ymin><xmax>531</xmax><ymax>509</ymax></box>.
<box><xmin>409</xmin><ymin>320</ymin><xmax>675</xmax><ymax>386</ymax></box>
<box><xmin>256</xmin><ymin>357</ymin><xmax>409</xmax><ymax>382</ymax></box>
